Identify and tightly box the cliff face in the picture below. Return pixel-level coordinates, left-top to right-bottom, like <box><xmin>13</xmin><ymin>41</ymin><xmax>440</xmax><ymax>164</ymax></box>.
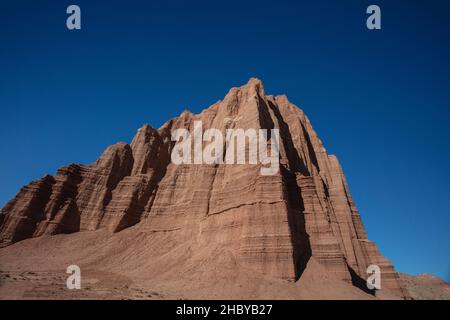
<box><xmin>0</xmin><ymin>78</ymin><xmax>407</xmax><ymax>298</ymax></box>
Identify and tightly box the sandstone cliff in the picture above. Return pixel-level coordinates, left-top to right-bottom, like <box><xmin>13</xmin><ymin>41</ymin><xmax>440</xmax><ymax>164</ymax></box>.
<box><xmin>0</xmin><ymin>78</ymin><xmax>408</xmax><ymax>299</ymax></box>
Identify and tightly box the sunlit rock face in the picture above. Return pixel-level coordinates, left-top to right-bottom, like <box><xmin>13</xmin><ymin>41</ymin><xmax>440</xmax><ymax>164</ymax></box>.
<box><xmin>0</xmin><ymin>78</ymin><xmax>407</xmax><ymax>299</ymax></box>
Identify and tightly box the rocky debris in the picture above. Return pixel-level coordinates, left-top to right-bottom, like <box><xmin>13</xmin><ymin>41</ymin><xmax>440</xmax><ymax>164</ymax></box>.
<box><xmin>398</xmin><ymin>273</ymin><xmax>450</xmax><ymax>300</ymax></box>
<box><xmin>0</xmin><ymin>78</ymin><xmax>410</xmax><ymax>299</ymax></box>
<box><xmin>0</xmin><ymin>270</ymin><xmax>165</xmax><ymax>300</ymax></box>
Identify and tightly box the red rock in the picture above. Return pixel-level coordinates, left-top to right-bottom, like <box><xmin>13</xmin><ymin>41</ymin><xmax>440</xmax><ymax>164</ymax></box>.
<box><xmin>398</xmin><ymin>273</ymin><xmax>450</xmax><ymax>300</ymax></box>
<box><xmin>0</xmin><ymin>78</ymin><xmax>411</xmax><ymax>299</ymax></box>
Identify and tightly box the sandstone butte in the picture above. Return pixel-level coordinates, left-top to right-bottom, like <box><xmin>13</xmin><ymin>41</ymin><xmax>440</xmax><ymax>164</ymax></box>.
<box><xmin>0</xmin><ymin>78</ymin><xmax>432</xmax><ymax>299</ymax></box>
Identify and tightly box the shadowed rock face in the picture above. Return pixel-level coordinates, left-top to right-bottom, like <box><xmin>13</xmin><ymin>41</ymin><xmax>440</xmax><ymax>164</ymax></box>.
<box><xmin>0</xmin><ymin>78</ymin><xmax>407</xmax><ymax>298</ymax></box>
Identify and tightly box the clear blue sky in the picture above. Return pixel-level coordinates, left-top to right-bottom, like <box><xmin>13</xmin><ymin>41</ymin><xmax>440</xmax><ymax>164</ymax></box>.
<box><xmin>0</xmin><ymin>0</ymin><xmax>449</xmax><ymax>281</ymax></box>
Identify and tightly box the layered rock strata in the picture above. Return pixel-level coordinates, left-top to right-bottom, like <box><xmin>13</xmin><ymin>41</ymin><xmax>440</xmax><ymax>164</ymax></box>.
<box><xmin>0</xmin><ymin>78</ymin><xmax>407</xmax><ymax>298</ymax></box>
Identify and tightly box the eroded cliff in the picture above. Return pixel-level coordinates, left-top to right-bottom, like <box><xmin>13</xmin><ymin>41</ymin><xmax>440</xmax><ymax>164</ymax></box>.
<box><xmin>0</xmin><ymin>78</ymin><xmax>407</xmax><ymax>299</ymax></box>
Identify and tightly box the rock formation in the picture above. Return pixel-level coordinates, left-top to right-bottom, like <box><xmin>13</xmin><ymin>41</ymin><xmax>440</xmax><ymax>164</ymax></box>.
<box><xmin>0</xmin><ymin>78</ymin><xmax>409</xmax><ymax>299</ymax></box>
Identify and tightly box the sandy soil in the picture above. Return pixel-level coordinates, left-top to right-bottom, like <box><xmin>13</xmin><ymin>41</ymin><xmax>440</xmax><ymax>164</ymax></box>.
<box><xmin>0</xmin><ymin>228</ymin><xmax>398</xmax><ymax>300</ymax></box>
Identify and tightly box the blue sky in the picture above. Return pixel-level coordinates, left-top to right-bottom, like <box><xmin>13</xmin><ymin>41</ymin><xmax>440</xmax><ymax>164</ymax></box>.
<box><xmin>0</xmin><ymin>0</ymin><xmax>449</xmax><ymax>281</ymax></box>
